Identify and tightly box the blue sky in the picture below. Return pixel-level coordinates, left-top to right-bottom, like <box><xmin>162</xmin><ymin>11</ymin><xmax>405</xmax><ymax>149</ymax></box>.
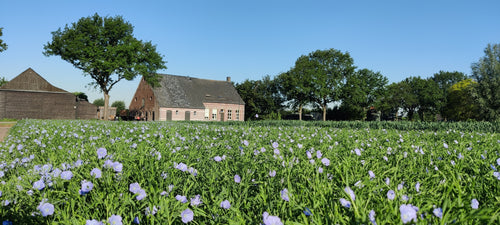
<box><xmin>1</xmin><ymin>0</ymin><xmax>499</xmax><ymax>105</ymax></box>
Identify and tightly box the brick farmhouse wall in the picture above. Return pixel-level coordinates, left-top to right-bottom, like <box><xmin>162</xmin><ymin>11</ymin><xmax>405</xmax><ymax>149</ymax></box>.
<box><xmin>129</xmin><ymin>78</ymin><xmax>158</xmax><ymax>121</ymax></box>
<box><xmin>0</xmin><ymin>90</ymin><xmax>97</xmax><ymax>120</ymax></box>
<box><xmin>157</xmin><ymin>103</ymin><xmax>244</xmax><ymax>121</ymax></box>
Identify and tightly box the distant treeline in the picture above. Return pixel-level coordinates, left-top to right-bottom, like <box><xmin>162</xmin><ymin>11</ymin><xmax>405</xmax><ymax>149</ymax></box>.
<box><xmin>235</xmin><ymin>44</ymin><xmax>500</xmax><ymax>122</ymax></box>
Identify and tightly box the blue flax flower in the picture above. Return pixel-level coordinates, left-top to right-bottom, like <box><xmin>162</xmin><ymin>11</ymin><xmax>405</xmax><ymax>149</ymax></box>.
<box><xmin>60</xmin><ymin>171</ymin><xmax>73</xmax><ymax>180</ymax></box>
<box><xmin>399</xmin><ymin>204</ymin><xmax>417</xmax><ymax>224</ymax></box>
<box><xmin>80</xmin><ymin>180</ymin><xmax>94</xmax><ymax>195</ymax></box>
<box><xmin>133</xmin><ymin>217</ymin><xmax>140</xmax><ymax>224</ymax></box>
<box><xmin>86</xmin><ymin>219</ymin><xmax>103</xmax><ymax>225</ymax></box>
<box><xmin>234</xmin><ymin>174</ymin><xmax>241</xmax><ymax>183</ymax></box>
<box><xmin>129</xmin><ymin>183</ymin><xmax>141</xmax><ymax>194</ymax></box>
<box><xmin>368</xmin><ymin>171</ymin><xmax>375</xmax><ymax>179</ymax></box>
<box><xmin>321</xmin><ymin>158</ymin><xmax>330</xmax><ymax>166</ymax></box>
<box><xmin>369</xmin><ymin>209</ymin><xmax>377</xmax><ymax>225</ymax></box>
<box><xmin>263</xmin><ymin>212</ymin><xmax>283</xmax><ymax>225</ymax></box>
<box><xmin>340</xmin><ymin>198</ymin><xmax>351</xmax><ymax>208</ymax></box>
<box><xmin>471</xmin><ymin>199</ymin><xmax>479</xmax><ymax>209</ymax></box>
<box><xmin>220</xmin><ymin>200</ymin><xmax>231</xmax><ymax>209</ymax></box>
<box><xmin>303</xmin><ymin>207</ymin><xmax>312</xmax><ymax>216</ymax></box>
<box><xmin>190</xmin><ymin>194</ymin><xmax>202</xmax><ymax>206</ymax></box>
<box><xmin>39</xmin><ymin>202</ymin><xmax>54</xmax><ymax>217</ymax></box>
<box><xmin>433</xmin><ymin>207</ymin><xmax>443</xmax><ymax>219</ymax></box>
<box><xmin>176</xmin><ymin>195</ymin><xmax>188</xmax><ymax>203</ymax></box>
<box><xmin>97</xmin><ymin>148</ymin><xmax>108</xmax><ymax>159</ymax></box>
<box><xmin>90</xmin><ymin>168</ymin><xmax>102</xmax><ymax>178</ymax></box>
<box><xmin>108</xmin><ymin>215</ymin><xmax>122</xmax><ymax>225</ymax></box>
<box><xmin>33</xmin><ymin>179</ymin><xmax>45</xmax><ymax>191</ymax></box>
<box><xmin>136</xmin><ymin>189</ymin><xmax>147</xmax><ymax>201</ymax></box>
<box><xmin>181</xmin><ymin>208</ymin><xmax>194</xmax><ymax>223</ymax></box>
<box><xmin>344</xmin><ymin>186</ymin><xmax>355</xmax><ymax>201</ymax></box>
<box><xmin>280</xmin><ymin>188</ymin><xmax>290</xmax><ymax>201</ymax></box>
<box><xmin>387</xmin><ymin>190</ymin><xmax>395</xmax><ymax>200</ymax></box>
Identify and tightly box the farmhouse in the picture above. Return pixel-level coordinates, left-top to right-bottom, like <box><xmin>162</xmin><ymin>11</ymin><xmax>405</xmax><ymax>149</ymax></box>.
<box><xmin>0</xmin><ymin>68</ymin><xmax>97</xmax><ymax>120</ymax></box>
<box><xmin>129</xmin><ymin>74</ymin><xmax>245</xmax><ymax>121</ymax></box>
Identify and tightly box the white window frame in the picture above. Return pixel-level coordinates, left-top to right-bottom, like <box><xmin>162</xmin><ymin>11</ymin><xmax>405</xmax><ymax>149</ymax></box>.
<box><xmin>212</xmin><ymin>109</ymin><xmax>217</xmax><ymax>120</ymax></box>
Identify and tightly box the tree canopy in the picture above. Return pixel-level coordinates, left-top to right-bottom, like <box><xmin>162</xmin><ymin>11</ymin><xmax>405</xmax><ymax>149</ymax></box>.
<box><xmin>92</xmin><ymin>98</ymin><xmax>104</xmax><ymax>107</ymax></box>
<box><xmin>0</xmin><ymin>27</ymin><xmax>7</xmax><ymax>52</ymax></box>
<box><xmin>43</xmin><ymin>13</ymin><xmax>166</xmax><ymax>120</ymax></box>
<box><xmin>431</xmin><ymin>71</ymin><xmax>468</xmax><ymax>119</ymax></box>
<box><xmin>445</xmin><ymin>79</ymin><xmax>479</xmax><ymax>121</ymax></box>
<box><xmin>276</xmin><ymin>66</ymin><xmax>313</xmax><ymax>121</ymax></box>
<box><xmin>302</xmin><ymin>49</ymin><xmax>355</xmax><ymax>121</ymax></box>
<box><xmin>235</xmin><ymin>76</ymin><xmax>284</xmax><ymax>120</ymax></box>
<box><xmin>111</xmin><ymin>101</ymin><xmax>126</xmax><ymax>116</ymax></box>
<box><xmin>471</xmin><ymin>43</ymin><xmax>500</xmax><ymax>121</ymax></box>
<box><xmin>341</xmin><ymin>69</ymin><xmax>388</xmax><ymax>120</ymax></box>
<box><xmin>73</xmin><ymin>92</ymin><xmax>89</xmax><ymax>101</ymax></box>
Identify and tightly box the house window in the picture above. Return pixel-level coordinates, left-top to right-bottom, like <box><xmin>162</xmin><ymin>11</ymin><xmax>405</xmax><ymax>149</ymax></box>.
<box><xmin>236</xmin><ymin>110</ymin><xmax>240</xmax><ymax>120</ymax></box>
<box><xmin>212</xmin><ymin>109</ymin><xmax>217</xmax><ymax>120</ymax></box>
<box><xmin>193</xmin><ymin>111</ymin><xmax>197</xmax><ymax>116</ymax></box>
<box><xmin>134</xmin><ymin>97</ymin><xmax>137</xmax><ymax>102</ymax></box>
<box><xmin>204</xmin><ymin>109</ymin><xmax>209</xmax><ymax>119</ymax></box>
<box><xmin>175</xmin><ymin>110</ymin><xmax>179</xmax><ymax>115</ymax></box>
<box><xmin>227</xmin><ymin>110</ymin><xmax>232</xmax><ymax>120</ymax></box>
<box><xmin>149</xmin><ymin>97</ymin><xmax>152</xmax><ymax>101</ymax></box>
<box><xmin>142</xmin><ymin>98</ymin><xmax>145</xmax><ymax>107</ymax></box>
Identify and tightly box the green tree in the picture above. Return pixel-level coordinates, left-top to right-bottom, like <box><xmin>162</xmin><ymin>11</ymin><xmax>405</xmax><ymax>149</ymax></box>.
<box><xmin>111</xmin><ymin>101</ymin><xmax>126</xmax><ymax>116</ymax></box>
<box><xmin>445</xmin><ymin>79</ymin><xmax>479</xmax><ymax>121</ymax></box>
<box><xmin>0</xmin><ymin>27</ymin><xmax>7</xmax><ymax>52</ymax></box>
<box><xmin>73</xmin><ymin>92</ymin><xmax>89</xmax><ymax>101</ymax></box>
<box><xmin>400</xmin><ymin>77</ymin><xmax>440</xmax><ymax>121</ymax></box>
<box><xmin>0</xmin><ymin>77</ymin><xmax>8</xmax><ymax>87</ymax></box>
<box><xmin>303</xmin><ymin>49</ymin><xmax>356</xmax><ymax>121</ymax></box>
<box><xmin>471</xmin><ymin>43</ymin><xmax>500</xmax><ymax>121</ymax></box>
<box><xmin>378</xmin><ymin>82</ymin><xmax>404</xmax><ymax>120</ymax></box>
<box><xmin>276</xmin><ymin>65</ymin><xmax>314</xmax><ymax>121</ymax></box>
<box><xmin>431</xmin><ymin>71</ymin><xmax>468</xmax><ymax>119</ymax></box>
<box><xmin>93</xmin><ymin>98</ymin><xmax>104</xmax><ymax>107</ymax></box>
<box><xmin>382</xmin><ymin>77</ymin><xmax>440</xmax><ymax>121</ymax></box>
<box><xmin>341</xmin><ymin>69</ymin><xmax>388</xmax><ymax>120</ymax></box>
<box><xmin>43</xmin><ymin>13</ymin><xmax>166</xmax><ymax>121</ymax></box>
<box><xmin>235</xmin><ymin>75</ymin><xmax>284</xmax><ymax>120</ymax></box>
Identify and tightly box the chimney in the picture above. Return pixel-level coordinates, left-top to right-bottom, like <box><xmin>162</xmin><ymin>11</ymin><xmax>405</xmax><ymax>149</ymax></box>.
<box><xmin>226</xmin><ymin>76</ymin><xmax>231</xmax><ymax>82</ymax></box>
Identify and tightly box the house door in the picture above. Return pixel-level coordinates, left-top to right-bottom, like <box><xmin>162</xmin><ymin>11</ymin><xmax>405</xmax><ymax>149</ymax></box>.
<box><xmin>185</xmin><ymin>111</ymin><xmax>190</xmax><ymax>121</ymax></box>
<box><xmin>166</xmin><ymin>110</ymin><xmax>172</xmax><ymax>121</ymax></box>
<box><xmin>220</xmin><ymin>113</ymin><xmax>225</xmax><ymax>122</ymax></box>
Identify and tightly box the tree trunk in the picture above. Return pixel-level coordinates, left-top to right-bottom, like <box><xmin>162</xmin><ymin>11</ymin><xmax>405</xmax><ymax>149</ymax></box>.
<box><xmin>103</xmin><ymin>92</ymin><xmax>110</xmax><ymax>121</ymax></box>
<box><xmin>322</xmin><ymin>104</ymin><xmax>326</xmax><ymax>121</ymax></box>
<box><xmin>299</xmin><ymin>104</ymin><xmax>303</xmax><ymax>121</ymax></box>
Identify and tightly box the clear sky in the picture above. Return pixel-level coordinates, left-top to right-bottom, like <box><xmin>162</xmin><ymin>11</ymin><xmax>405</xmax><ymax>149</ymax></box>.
<box><xmin>1</xmin><ymin>0</ymin><xmax>499</xmax><ymax>106</ymax></box>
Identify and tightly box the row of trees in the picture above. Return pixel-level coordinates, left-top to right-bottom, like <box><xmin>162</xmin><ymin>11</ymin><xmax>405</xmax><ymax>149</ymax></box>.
<box><xmin>236</xmin><ymin>44</ymin><xmax>500</xmax><ymax>122</ymax></box>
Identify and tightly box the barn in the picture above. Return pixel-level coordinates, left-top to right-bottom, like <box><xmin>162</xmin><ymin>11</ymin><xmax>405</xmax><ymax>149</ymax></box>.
<box><xmin>129</xmin><ymin>74</ymin><xmax>245</xmax><ymax>121</ymax></box>
<box><xmin>0</xmin><ymin>68</ymin><xmax>97</xmax><ymax>120</ymax></box>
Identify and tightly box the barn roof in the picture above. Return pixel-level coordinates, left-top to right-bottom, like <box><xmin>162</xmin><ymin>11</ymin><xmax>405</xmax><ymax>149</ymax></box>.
<box><xmin>0</xmin><ymin>68</ymin><xmax>68</xmax><ymax>93</ymax></box>
<box><xmin>152</xmin><ymin>74</ymin><xmax>244</xmax><ymax>108</ymax></box>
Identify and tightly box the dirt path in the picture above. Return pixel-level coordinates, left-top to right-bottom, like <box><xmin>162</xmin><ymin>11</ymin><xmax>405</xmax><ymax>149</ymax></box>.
<box><xmin>0</xmin><ymin>122</ymin><xmax>16</xmax><ymax>142</ymax></box>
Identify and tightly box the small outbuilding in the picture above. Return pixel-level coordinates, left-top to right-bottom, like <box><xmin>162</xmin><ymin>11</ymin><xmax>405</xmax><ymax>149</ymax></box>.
<box><xmin>129</xmin><ymin>74</ymin><xmax>245</xmax><ymax>121</ymax></box>
<box><xmin>0</xmin><ymin>68</ymin><xmax>97</xmax><ymax>120</ymax></box>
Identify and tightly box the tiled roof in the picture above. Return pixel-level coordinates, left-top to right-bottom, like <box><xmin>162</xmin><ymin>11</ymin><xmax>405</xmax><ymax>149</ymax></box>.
<box><xmin>153</xmin><ymin>74</ymin><xmax>244</xmax><ymax>108</ymax></box>
<box><xmin>0</xmin><ymin>68</ymin><xmax>68</xmax><ymax>92</ymax></box>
